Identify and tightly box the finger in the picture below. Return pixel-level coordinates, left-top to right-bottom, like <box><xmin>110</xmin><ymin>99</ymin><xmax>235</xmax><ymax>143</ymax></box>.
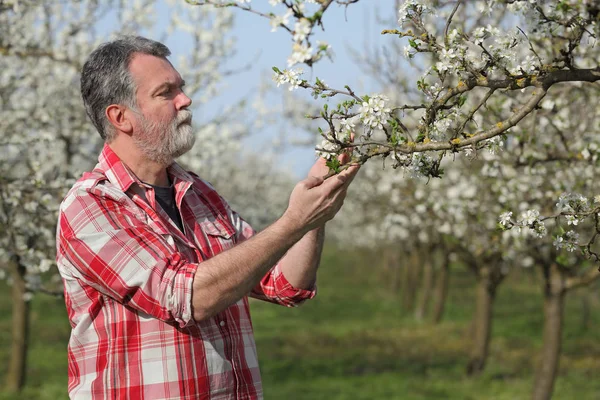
<box><xmin>313</xmin><ymin>157</ymin><xmax>327</xmax><ymax>167</ymax></box>
<box><xmin>301</xmin><ymin>175</ymin><xmax>325</xmax><ymax>190</ymax></box>
<box><xmin>338</xmin><ymin>165</ymin><xmax>360</xmax><ymax>187</ymax></box>
<box><xmin>338</xmin><ymin>151</ymin><xmax>350</xmax><ymax>165</ymax></box>
<box><xmin>324</xmin><ymin>168</ymin><xmax>355</xmax><ymax>190</ymax></box>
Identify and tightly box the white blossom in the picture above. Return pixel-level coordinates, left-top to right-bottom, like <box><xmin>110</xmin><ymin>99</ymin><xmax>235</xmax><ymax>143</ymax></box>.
<box><xmin>521</xmin><ymin>209</ymin><xmax>539</xmax><ymax>226</ymax></box>
<box><xmin>358</xmin><ymin>94</ymin><xmax>391</xmax><ymax>130</ymax></box>
<box><xmin>293</xmin><ymin>18</ymin><xmax>311</xmax><ymax>42</ymax></box>
<box><xmin>272</xmin><ymin>68</ymin><xmax>304</xmax><ymax>91</ymax></box>
<box><xmin>316</xmin><ymin>138</ymin><xmax>340</xmax><ymax>160</ymax></box>
<box><xmin>499</xmin><ymin>211</ymin><xmax>512</xmax><ymax>227</ymax></box>
<box><xmin>287</xmin><ymin>43</ymin><xmax>313</xmax><ymax>66</ymax></box>
<box><xmin>270</xmin><ymin>10</ymin><xmax>292</xmax><ymax>32</ymax></box>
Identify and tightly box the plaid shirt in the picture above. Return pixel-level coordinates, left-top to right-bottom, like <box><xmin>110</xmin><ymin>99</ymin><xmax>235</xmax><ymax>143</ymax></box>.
<box><xmin>56</xmin><ymin>145</ymin><xmax>315</xmax><ymax>399</ymax></box>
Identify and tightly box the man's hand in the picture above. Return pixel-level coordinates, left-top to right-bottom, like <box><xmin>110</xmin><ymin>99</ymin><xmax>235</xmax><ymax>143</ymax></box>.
<box><xmin>192</xmin><ymin>137</ymin><xmax>359</xmax><ymax>320</ymax></box>
<box><xmin>308</xmin><ymin>134</ymin><xmax>355</xmax><ymax>179</ymax></box>
<box><xmin>283</xmin><ymin>162</ymin><xmax>359</xmax><ymax>234</ymax></box>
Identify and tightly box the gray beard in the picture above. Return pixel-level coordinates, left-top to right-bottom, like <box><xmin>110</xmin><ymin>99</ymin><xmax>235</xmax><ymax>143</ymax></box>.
<box><xmin>134</xmin><ymin>110</ymin><xmax>196</xmax><ymax>166</ymax></box>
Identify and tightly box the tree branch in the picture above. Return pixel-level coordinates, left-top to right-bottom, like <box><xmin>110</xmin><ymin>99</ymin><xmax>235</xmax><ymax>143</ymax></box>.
<box><xmin>566</xmin><ymin>267</ymin><xmax>600</xmax><ymax>291</ymax></box>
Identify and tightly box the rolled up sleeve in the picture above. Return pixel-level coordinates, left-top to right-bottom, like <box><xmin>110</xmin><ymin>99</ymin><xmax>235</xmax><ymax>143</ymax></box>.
<box><xmin>223</xmin><ymin>204</ymin><xmax>316</xmax><ymax>306</ymax></box>
<box><xmin>250</xmin><ymin>263</ymin><xmax>316</xmax><ymax>307</ymax></box>
<box><xmin>57</xmin><ymin>189</ymin><xmax>198</xmax><ymax>327</ymax></box>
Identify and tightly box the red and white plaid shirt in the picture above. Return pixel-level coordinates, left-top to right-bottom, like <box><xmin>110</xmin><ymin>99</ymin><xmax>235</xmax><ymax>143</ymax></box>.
<box><xmin>56</xmin><ymin>145</ymin><xmax>315</xmax><ymax>399</ymax></box>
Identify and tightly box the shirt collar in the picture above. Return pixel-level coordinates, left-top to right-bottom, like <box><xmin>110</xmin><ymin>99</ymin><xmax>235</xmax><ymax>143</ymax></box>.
<box><xmin>97</xmin><ymin>143</ymin><xmax>196</xmax><ymax>193</ymax></box>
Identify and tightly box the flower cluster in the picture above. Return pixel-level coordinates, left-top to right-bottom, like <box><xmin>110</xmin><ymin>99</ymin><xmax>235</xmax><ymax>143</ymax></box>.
<box><xmin>316</xmin><ymin>139</ymin><xmax>340</xmax><ymax>161</ymax></box>
<box><xmin>272</xmin><ymin>68</ymin><xmax>304</xmax><ymax>91</ymax></box>
<box><xmin>288</xmin><ymin>43</ymin><xmax>313</xmax><ymax>66</ymax></box>
<box><xmin>556</xmin><ymin>193</ymin><xmax>590</xmax><ymax>226</ymax></box>
<box><xmin>498</xmin><ymin>209</ymin><xmax>546</xmax><ymax>237</ymax></box>
<box><xmin>398</xmin><ymin>0</ymin><xmax>434</xmax><ymax>25</ymax></box>
<box><xmin>499</xmin><ymin>191</ymin><xmax>600</xmax><ymax>256</ymax></box>
<box><xmin>553</xmin><ymin>230</ymin><xmax>580</xmax><ymax>252</ymax></box>
<box><xmin>358</xmin><ymin>94</ymin><xmax>391</xmax><ymax>130</ymax></box>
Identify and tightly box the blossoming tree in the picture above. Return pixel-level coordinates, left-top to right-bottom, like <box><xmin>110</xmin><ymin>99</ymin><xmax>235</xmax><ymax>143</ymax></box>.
<box><xmin>192</xmin><ymin>0</ymin><xmax>598</xmax><ymax>227</ymax></box>
<box><xmin>190</xmin><ymin>1</ymin><xmax>599</xmax><ymax>399</ymax></box>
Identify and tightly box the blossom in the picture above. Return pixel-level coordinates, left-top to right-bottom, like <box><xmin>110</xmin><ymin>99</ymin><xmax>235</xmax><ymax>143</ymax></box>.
<box><xmin>556</xmin><ymin>193</ymin><xmax>589</xmax><ymax>214</ymax></box>
<box><xmin>436</xmin><ymin>47</ymin><xmax>459</xmax><ymax>72</ymax></box>
<box><xmin>486</xmin><ymin>136</ymin><xmax>505</xmax><ymax>154</ymax></box>
<box><xmin>316</xmin><ymin>138</ymin><xmax>340</xmax><ymax>160</ymax></box>
<box><xmin>398</xmin><ymin>0</ymin><xmax>433</xmax><ymax>25</ymax></box>
<box><xmin>339</xmin><ymin>116</ymin><xmax>358</xmax><ymax>135</ymax></box>
<box><xmin>565</xmin><ymin>215</ymin><xmax>579</xmax><ymax>226</ymax></box>
<box><xmin>566</xmin><ymin>230</ymin><xmax>579</xmax><ymax>241</ymax></box>
<box><xmin>553</xmin><ymin>236</ymin><xmax>564</xmax><ymax>250</ymax></box>
<box><xmin>533</xmin><ymin>221</ymin><xmax>547</xmax><ymax>238</ymax></box>
<box><xmin>270</xmin><ymin>10</ymin><xmax>292</xmax><ymax>32</ymax></box>
<box><xmin>315</xmin><ymin>40</ymin><xmax>334</xmax><ymax>61</ymax></box>
<box><xmin>287</xmin><ymin>43</ymin><xmax>313</xmax><ymax>66</ymax></box>
<box><xmin>499</xmin><ymin>211</ymin><xmax>512</xmax><ymax>227</ymax></box>
<box><xmin>472</xmin><ymin>26</ymin><xmax>486</xmax><ymax>45</ymax></box>
<box><xmin>293</xmin><ymin>18</ymin><xmax>311</xmax><ymax>42</ymax></box>
<box><xmin>358</xmin><ymin>94</ymin><xmax>391</xmax><ymax>130</ymax></box>
<box><xmin>521</xmin><ymin>209</ymin><xmax>539</xmax><ymax>226</ymax></box>
<box><xmin>272</xmin><ymin>68</ymin><xmax>304</xmax><ymax>91</ymax></box>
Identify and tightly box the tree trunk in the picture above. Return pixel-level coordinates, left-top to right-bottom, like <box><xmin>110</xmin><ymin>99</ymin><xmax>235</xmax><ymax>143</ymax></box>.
<box><xmin>432</xmin><ymin>253</ymin><xmax>450</xmax><ymax>324</ymax></box>
<box><xmin>466</xmin><ymin>266</ymin><xmax>497</xmax><ymax>376</ymax></box>
<box><xmin>532</xmin><ymin>264</ymin><xmax>565</xmax><ymax>400</ymax></box>
<box><xmin>579</xmin><ymin>289</ymin><xmax>598</xmax><ymax>332</ymax></box>
<box><xmin>415</xmin><ymin>249</ymin><xmax>434</xmax><ymax>321</ymax></box>
<box><xmin>402</xmin><ymin>252</ymin><xmax>420</xmax><ymax>312</ymax></box>
<box><xmin>382</xmin><ymin>247</ymin><xmax>401</xmax><ymax>292</ymax></box>
<box><xmin>5</xmin><ymin>257</ymin><xmax>31</xmax><ymax>392</ymax></box>
<box><xmin>580</xmin><ymin>292</ymin><xmax>590</xmax><ymax>332</ymax></box>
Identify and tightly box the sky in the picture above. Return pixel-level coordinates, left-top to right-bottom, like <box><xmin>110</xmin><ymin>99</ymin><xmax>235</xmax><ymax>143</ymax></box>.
<box><xmin>166</xmin><ymin>0</ymin><xmax>400</xmax><ymax>178</ymax></box>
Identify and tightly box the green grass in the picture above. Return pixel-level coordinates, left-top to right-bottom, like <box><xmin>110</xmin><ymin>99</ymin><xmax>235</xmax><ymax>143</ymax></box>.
<box><xmin>1</xmin><ymin>245</ymin><xmax>599</xmax><ymax>399</ymax></box>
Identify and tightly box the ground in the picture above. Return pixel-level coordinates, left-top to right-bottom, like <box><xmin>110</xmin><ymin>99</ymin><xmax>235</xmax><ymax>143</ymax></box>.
<box><xmin>1</xmin><ymin>245</ymin><xmax>599</xmax><ymax>399</ymax></box>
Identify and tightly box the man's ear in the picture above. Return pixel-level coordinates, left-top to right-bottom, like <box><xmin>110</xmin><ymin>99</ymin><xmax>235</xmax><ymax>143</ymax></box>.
<box><xmin>106</xmin><ymin>104</ymin><xmax>133</xmax><ymax>135</ymax></box>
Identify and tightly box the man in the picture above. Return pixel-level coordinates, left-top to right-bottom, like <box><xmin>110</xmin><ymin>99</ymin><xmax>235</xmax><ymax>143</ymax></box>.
<box><xmin>56</xmin><ymin>36</ymin><xmax>358</xmax><ymax>399</ymax></box>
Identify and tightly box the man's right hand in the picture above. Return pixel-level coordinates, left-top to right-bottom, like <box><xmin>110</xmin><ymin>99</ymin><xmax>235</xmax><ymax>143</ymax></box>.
<box><xmin>282</xmin><ymin>164</ymin><xmax>359</xmax><ymax>233</ymax></box>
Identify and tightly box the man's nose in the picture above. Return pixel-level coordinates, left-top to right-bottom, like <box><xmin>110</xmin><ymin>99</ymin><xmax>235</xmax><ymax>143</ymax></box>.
<box><xmin>177</xmin><ymin>92</ymin><xmax>192</xmax><ymax>110</ymax></box>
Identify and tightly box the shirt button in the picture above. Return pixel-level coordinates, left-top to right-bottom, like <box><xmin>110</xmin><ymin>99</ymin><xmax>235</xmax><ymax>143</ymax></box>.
<box><xmin>219</xmin><ymin>320</ymin><xmax>225</xmax><ymax>327</ymax></box>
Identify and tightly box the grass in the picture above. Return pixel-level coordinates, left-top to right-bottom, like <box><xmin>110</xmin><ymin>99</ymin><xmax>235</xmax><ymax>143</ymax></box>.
<box><xmin>1</xmin><ymin>245</ymin><xmax>599</xmax><ymax>399</ymax></box>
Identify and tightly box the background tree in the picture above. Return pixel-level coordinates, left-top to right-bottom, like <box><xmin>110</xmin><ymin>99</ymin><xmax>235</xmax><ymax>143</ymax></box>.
<box><xmin>189</xmin><ymin>1</ymin><xmax>599</xmax><ymax>399</ymax></box>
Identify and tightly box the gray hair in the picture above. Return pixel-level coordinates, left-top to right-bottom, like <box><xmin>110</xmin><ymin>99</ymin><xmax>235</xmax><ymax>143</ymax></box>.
<box><xmin>80</xmin><ymin>36</ymin><xmax>171</xmax><ymax>141</ymax></box>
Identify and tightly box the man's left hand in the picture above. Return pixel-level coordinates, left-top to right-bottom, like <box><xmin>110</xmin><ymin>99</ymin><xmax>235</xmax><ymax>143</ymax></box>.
<box><xmin>308</xmin><ymin>136</ymin><xmax>354</xmax><ymax>179</ymax></box>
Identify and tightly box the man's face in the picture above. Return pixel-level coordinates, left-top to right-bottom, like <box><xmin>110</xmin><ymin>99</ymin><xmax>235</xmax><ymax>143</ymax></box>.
<box><xmin>128</xmin><ymin>53</ymin><xmax>195</xmax><ymax>166</ymax></box>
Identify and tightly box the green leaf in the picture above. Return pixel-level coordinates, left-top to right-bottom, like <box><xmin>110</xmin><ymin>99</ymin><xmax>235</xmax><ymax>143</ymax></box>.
<box><xmin>326</xmin><ymin>158</ymin><xmax>342</xmax><ymax>173</ymax></box>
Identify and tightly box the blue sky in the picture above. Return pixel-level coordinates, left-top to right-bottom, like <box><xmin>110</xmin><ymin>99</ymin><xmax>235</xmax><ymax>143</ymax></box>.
<box><xmin>171</xmin><ymin>0</ymin><xmax>400</xmax><ymax>177</ymax></box>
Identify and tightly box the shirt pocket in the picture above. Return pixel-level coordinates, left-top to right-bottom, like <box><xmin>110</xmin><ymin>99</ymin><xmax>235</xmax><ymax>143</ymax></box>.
<box><xmin>203</xmin><ymin>217</ymin><xmax>234</xmax><ymax>237</ymax></box>
<box><xmin>196</xmin><ymin>216</ymin><xmax>236</xmax><ymax>257</ymax></box>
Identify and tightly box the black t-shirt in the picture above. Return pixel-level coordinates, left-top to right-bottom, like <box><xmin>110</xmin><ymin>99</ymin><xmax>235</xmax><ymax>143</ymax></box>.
<box><xmin>148</xmin><ymin>181</ymin><xmax>184</xmax><ymax>232</ymax></box>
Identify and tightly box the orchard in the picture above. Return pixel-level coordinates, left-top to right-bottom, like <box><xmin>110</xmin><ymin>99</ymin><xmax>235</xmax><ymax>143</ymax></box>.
<box><xmin>1</xmin><ymin>1</ymin><xmax>598</xmax><ymax>399</ymax></box>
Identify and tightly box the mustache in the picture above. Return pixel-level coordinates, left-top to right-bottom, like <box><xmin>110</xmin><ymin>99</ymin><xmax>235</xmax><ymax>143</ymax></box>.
<box><xmin>176</xmin><ymin>110</ymin><xmax>193</xmax><ymax>126</ymax></box>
